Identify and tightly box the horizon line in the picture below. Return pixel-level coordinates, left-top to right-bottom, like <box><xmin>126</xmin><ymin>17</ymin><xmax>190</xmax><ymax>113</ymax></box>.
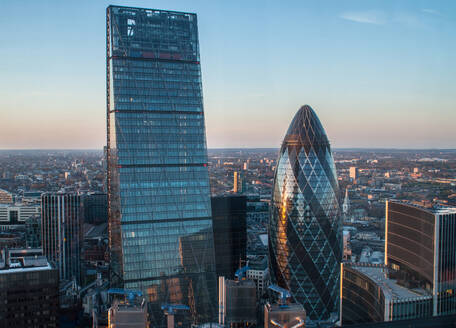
<box><xmin>0</xmin><ymin>147</ymin><xmax>456</xmax><ymax>151</ymax></box>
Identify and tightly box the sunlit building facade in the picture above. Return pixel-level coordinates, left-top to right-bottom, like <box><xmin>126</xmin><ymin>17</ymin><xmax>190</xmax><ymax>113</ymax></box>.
<box><xmin>269</xmin><ymin>105</ymin><xmax>341</xmax><ymax>320</ymax></box>
<box><xmin>106</xmin><ymin>5</ymin><xmax>216</xmax><ymax>325</ymax></box>
<box><xmin>386</xmin><ymin>201</ymin><xmax>456</xmax><ymax>316</ymax></box>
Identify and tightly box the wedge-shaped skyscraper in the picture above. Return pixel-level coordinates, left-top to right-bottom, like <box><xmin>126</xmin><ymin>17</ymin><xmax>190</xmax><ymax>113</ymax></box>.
<box><xmin>269</xmin><ymin>105</ymin><xmax>341</xmax><ymax>320</ymax></box>
<box><xmin>106</xmin><ymin>6</ymin><xmax>216</xmax><ymax>325</ymax></box>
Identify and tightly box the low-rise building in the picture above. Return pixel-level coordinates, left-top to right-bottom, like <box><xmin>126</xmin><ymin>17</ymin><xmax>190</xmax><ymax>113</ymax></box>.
<box><xmin>0</xmin><ymin>203</ymin><xmax>40</xmax><ymax>229</ymax></box>
<box><xmin>0</xmin><ymin>248</ymin><xmax>59</xmax><ymax>327</ymax></box>
<box><xmin>247</xmin><ymin>255</ymin><xmax>270</xmax><ymax>298</ymax></box>
<box><xmin>341</xmin><ymin>263</ymin><xmax>432</xmax><ymax>325</ymax></box>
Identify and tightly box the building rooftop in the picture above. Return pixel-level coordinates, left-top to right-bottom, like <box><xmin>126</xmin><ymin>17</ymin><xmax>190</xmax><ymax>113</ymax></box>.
<box><xmin>247</xmin><ymin>255</ymin><xmax>268</xmax><ymax>271</ymax></box>
<box><xmin>0</xmin><ymin>248</ymin><xmax>52</xmax><ymax>274</ymax></box>
<box><xmin>266</xmin><ymin>302</ymin><xmax>306</xmax><ymax>314</ymax></box>
<box><xmin>389</xmin><ymin>200</ymin><xmax>456</xmax><ymax>215</ymax></box>
<box><xmin>350</xmin><ymin>264</ymin><xmax>431</xmax><ymax>301</ymax></box>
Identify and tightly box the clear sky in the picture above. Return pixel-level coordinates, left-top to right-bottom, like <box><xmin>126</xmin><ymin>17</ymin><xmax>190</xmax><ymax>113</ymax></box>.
<box><xmin>0</xmin><ymin>0</ymin><xmax>455</xmax><ymax>149</ymax></box>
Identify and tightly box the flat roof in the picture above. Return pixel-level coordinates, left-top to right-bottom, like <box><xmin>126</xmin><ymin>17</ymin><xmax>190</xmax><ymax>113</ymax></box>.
<box><xmin>349</xmin><ymin>264</ymin><xmax>431</xmax><ymax>302</ymax></box>
<box><xmin>388</xmin><ymin>200</ymin><xmax>456</xmax><ymax>215</ymax></box>
<box><xmin>0</xmin><ymin>263</ymin><xmax>52</xmax><ymax>274</ymax></box>
<box><xmin>107</xmin><ymin>5</ymin><xmax>197</xmax><ymax>17</ymax></box>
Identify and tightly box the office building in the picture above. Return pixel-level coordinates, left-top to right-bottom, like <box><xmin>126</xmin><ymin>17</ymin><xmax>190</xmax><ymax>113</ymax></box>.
<box><xmin>246</xmin><ymin>195</ymin><xmax>269</xmax><ymax>224</ymax></box>
<box><xmin>22</xmin><ymin>191</ymin><xmax>43</xmax><ymax>205</ymax></box>
<box><xmin>340</xmin><ymin>263</ymin><xmax>432</xmax><ymax>325</ymax></box>
<box><xmin>0</xmin><ymin>203</ymin><xmax>40</xmax><ymax>229</ymax></box>
<box><xmin>0</xmin><ymin>248</ymin><xmax>59</xmax><ymax>327</ymax></box>
<box><xmin>246</xmin><ymin>255</ymin><xmax>269</xmax><ymax>298</ymax></box>
<box><xmin>342</xmin><ymin>230</ymin><xmax>352</xmax><ymax>261</ymax></box>
<box><xmin>232</xmin><ymin>171</ymin><xmax>245</xmax><ymax>194</ymax></box>
<box><xmin>25</xmin><ymin>215</ymin><xmax>41</xmax><ymax>248</ymax></box>
<box><xmin>349</xmin><ymin>167</ymin><xmax>358</xmax><ymax>181</ymax></box>
<box><xmin>41</xmin><ymin>193</ymin><xmax>82</xmax><ymax>282</ymax></box>
<box><xmin>386</xmin><ymin>201</ymin><xmax>456</xmax><ymax>316</ymax></box>
<box><xmin>0</xmin><ymin>189</ymin><xmax>13</xmax><ymax>204</ymax></box>
<box><xmin>106</xmin><ymin>6</ymin><xmax>217</xmax><ymax>324</ymax></box>
<box><xmin>269</xmin><ymin>105</ymin><xmax>341</xmax><ymax>320</ymax></box>
<box><xmin>211</xmin><ymin>195</ymin><xmax>247</xmax><ymax>279</ymax></box>
<box><xmin>218</xmin><ymin>277</ymin><xmax>257</xmax><ymax>327</ymax></box>
<box><xmin>233</xmin><ymin>172</ymin><xmax>239</xmax><ymax>193</ymax></box>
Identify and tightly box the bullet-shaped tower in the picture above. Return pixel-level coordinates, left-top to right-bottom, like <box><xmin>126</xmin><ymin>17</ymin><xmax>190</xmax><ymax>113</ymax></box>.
<box><xmin>269</xmin><ymin>105</ymin><xmax>341</xmax><ymax>320</ymax></box>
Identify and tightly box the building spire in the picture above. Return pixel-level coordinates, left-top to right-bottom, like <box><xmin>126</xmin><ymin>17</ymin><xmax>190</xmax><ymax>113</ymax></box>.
<box><xmin>343</xmin><ymin>188</ymin><xmax>350</xmax><ymax>216</ymax></box>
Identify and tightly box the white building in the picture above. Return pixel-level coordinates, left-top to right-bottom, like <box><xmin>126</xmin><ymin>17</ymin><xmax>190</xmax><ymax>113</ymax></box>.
<box><xmin>246</xmin><ymin>255</ymin><xmax>269</xmax><ymax>298</ymax></box>
<box><xmin>0</xmin><ymin>204</ymin><xmax>40</xmax><ymax>228</ymax></box>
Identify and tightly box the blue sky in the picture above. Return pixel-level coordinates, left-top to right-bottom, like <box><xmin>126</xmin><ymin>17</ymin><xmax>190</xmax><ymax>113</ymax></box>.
<box><xmin>0</xmin><ymin>0</ymin><xmax>455</xmax><ymax>149</ymax></box>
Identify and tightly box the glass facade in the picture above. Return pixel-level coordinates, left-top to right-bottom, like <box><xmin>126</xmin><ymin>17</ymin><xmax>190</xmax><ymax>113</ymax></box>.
<box><xmin>41</xmin><ymin>193</ymin><xmax>82</xmax><ymax>283</ymax></box>
<box><xmin>341</xmin><ymin>263</ymin><xmax>432</xmax><ymax>325</ymax></box>
<box><xmin>211</xmin><ymin>195</ymin><xmax>247</xmax><ymax>280</ymax></box>
<box><xmin>0</xmin><ymin>259</ymin><xmax>59</xmax><ymax>327</ymax></box>
<box><xmin>437</xmin><ymin>211</ymin><xmax>456</xmax><ymax>315</ymax></box>
<box><xmin>386</xmin><ymin>201</ymin><xmax>456</xmax><ymax>316</ymax></box>
<box><xmin>386</xmin><ymin>201</ymin><xmax>435</xmax><ymax>290</ymax></box>
<box><xmin>269</xmin><ymin>105</ymin><xmax>341</xmax><ymax>320</ymax></box>
<box><xmin>82</xmin><ymin>193</ymin><xmax>108</xmax><ymax>224</ymax></box>
<box><xmin>341</xmin><ymin>264</ymin><xmax>385</xmax><ymax>324</ymax></box>
<box><xmin>106</xmin><ymin>6</ymin><xmax>216</xmax><ymax>325</ymax></box>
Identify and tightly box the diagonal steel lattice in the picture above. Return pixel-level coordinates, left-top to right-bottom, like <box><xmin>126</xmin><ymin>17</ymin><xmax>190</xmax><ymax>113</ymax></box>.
<box><xmin>269</xmin><ymin>105</ymin><xmax>342</xmax><ymax>321</ymax></box>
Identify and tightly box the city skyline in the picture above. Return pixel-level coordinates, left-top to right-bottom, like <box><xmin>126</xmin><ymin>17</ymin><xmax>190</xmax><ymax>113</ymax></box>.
<box><xmin>1</xmin><ymin>0</ymin><xmax>456</xmax><ymax>149</ymax></box>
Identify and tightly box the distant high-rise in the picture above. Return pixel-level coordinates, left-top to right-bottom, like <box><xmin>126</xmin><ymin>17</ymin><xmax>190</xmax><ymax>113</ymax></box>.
<box><xmin>269</xmin><ymin>105</ymin><xmax>341</xmax><ymax>320</ymax></box>
<box><xmin>233</xmin><ymin>171</ymin><xmax>239</xmax><ymax>193</ymax></box>
<box><xmin>106</xmin><ymin>5</ymin><xmax>216</xmax><ymax>324</ymax></box>
<box><xmin>41</xmin><ymin>193</ymin><xmax>81</xmax><ymax>282</ymax></box>
<box><xmin>349</xmin><ymin>166</ymin><xmax>358</xmax><ymax>181</ymax></box>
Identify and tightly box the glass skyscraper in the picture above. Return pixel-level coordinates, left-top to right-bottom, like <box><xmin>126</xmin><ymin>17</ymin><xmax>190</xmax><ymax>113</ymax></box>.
<box><xmin>106</xmin><ymin>6</ymin><xmax>216</xmax><ymax>325</ymax></box>
<box><xmin>269</xmin><ymin>105</ymin><xmax>341</xmax><ymax>321</ymax></box>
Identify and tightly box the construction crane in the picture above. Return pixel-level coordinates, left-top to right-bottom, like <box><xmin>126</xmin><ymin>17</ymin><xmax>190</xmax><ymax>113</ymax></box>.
<box><xmin>267</xmin><ymin>285</ymin><xmax>305</xmax><ymax>328</ymax></box>
<box><xmin>107</xmin><ymin>288</ymin><xmax>143</xmax><ymax>305</ymax></box>
<box><xmin>234</xmin><ymin>265</ymin><xmax>250</xmax><ymax>280</ymax></box>
<box><xmin>268</xmin><ymin>285</ymin><xmax>291</xmax><ymax>307</ymax></box>
<box><xmin>161</xmin><ymin>304</ymin><xmax>190</xmax><ymax>328</ymax></box>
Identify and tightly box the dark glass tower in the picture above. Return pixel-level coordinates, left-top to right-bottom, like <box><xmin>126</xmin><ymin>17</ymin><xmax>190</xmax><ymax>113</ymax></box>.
<box><xmin>106</xmin><ymin>6</ymin><xmax>216</xmax><ymax>325</ymax></box>
<box><xmin>269</xmin><ymin>105</ymin><xmax>341</xmax><ymax>320</ymax></box>
<box><xmin>41</xmin><ymin>193</ymin><xmax>82</xmax><ymax>283</ymax></box>
<box><xmin>211</xmin><ymin>195</ymin><xmax>247</xmax><ymax>279</ymax></box>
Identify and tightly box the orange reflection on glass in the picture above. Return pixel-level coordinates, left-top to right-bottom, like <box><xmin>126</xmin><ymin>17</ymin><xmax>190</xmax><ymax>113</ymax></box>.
<box><xmin>277</xmin><ymin>196</ymin><xmax>290</xmax><ymax>282</ymax></box>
